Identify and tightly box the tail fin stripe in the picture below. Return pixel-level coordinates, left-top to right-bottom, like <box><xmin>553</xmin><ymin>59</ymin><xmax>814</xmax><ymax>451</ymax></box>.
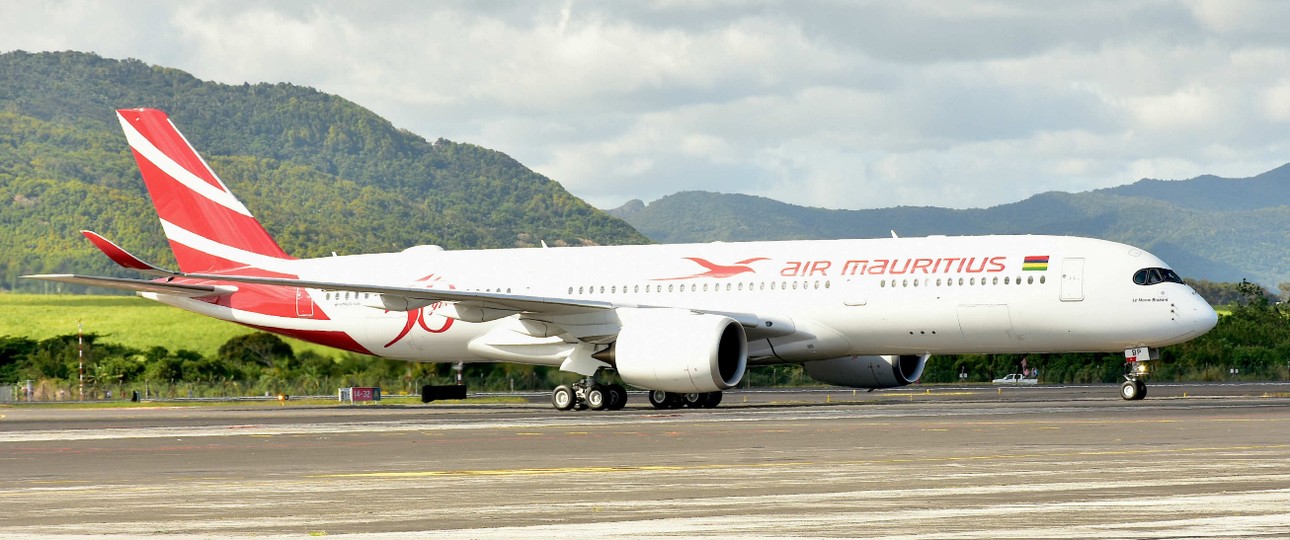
<box><xmin>118</xmin><ymin>113</ymin><xmax>253</xmax><ymax>217</ymax></box>
<box><xmin>131</xmin><ymin>154</ymin><xmax>287</xmax><ymax>258</ymax></box>
<box><xmin>160</xmin><ymin>219</ymin><xmax>297</xmax><ymax>275</ymax></box>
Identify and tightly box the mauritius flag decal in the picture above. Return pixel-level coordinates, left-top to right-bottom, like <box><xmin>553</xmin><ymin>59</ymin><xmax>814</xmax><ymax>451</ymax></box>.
<box><xmin>1023</xmin><ymin>255</ymin><xmax>1050</xmax><ymax>271</ymax></box>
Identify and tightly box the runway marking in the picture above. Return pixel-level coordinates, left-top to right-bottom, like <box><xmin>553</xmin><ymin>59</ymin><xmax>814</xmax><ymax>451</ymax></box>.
<box><xmin>316</xmin><ymin>461</ymin><xmax>810</xmax><ymax>478</ymax></box>
<box><xmin>312</xmin><ymin>444</ymin><xmax>1290</xmax><ymax>479</ymax></box>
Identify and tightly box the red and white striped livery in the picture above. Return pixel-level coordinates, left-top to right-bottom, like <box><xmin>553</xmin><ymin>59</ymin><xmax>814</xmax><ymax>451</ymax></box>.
<box><xmin>27</xmin><ymin>109</ymin><xmax>1219</xmax><ymax>408</ymax></box>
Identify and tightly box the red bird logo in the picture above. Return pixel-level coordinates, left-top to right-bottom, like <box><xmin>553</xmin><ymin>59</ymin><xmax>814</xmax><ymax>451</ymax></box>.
<box><xmin>655</xmin><ymin>257</ymin><xmax>769</xmax><ymax>280</ymax></box>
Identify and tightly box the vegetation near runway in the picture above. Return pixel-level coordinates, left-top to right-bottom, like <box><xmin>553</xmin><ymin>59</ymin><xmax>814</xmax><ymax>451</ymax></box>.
<box><xmin>1</xmin><ymin>293</ymin><xmax>274</xmax><ymax>356</ymax></box>
<box><xmin>3</xmin><ymin>285</ymin><xmax>1290</xmax><ymax>402</ymax></box>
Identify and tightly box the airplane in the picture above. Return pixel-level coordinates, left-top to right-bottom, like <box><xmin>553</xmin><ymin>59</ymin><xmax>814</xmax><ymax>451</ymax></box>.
<box><xmin>25</xmin><ymin>108</ymin><xmax>1219</xmax><ymax>409</ymax></box>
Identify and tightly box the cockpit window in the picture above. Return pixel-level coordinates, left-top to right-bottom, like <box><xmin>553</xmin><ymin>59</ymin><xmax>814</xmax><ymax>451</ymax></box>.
<box><xmin>1132</xmin><ymin>267</ymin><xmax>1183</xmax><ymax>286</ymax></box>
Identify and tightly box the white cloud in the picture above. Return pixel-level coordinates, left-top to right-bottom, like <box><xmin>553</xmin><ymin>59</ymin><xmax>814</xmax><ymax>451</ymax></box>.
<box><xmin>2</xmin><ymin>0</ymin><xmax>1290</xmax><ymax>211</ymax></box>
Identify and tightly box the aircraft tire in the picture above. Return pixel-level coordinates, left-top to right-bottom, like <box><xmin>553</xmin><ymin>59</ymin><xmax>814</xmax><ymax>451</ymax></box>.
<box><xmin>586</xmin><ymin>386</ymin><xmax>607</xmax><ymax>410</ymax></box>
<box><xmin>648</xmin><ymin>390</ymin><xmax>669</xmax><ymax>409</ymax></box>
<box><xmin>552</xmin><ymin>385</ymin><xmax>576</xmax><ymax>411</ymax></box>
<box><xmin>701</xmin><ymin>391</ymin><xmax>722</xmax><ymax>408</ymax></box>
<box><xmin>605</xmin><ymin>384</ymin><xmax>627</xmax><ymax>410</ymax></box>
<box><xmin>1120</xmin><ymin>380</ymin><xmax>1139</xmax><ymax>401</ymax></box>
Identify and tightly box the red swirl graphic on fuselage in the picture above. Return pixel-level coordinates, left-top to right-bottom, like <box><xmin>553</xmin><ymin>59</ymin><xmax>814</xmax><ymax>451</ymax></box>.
<box><xmin>384</xmin><ymin>273</ymin><xmax>455</xmax><ymax>348</ymax></box>
<box><xmin>385</xmin><ymin>303</ymin><xmax>454</xmax><ymax>348</ymax></box>
<box><xmin>655</xmin><ymin>257</ymin><xmax>769</xmax><ymax>280</ymax></box>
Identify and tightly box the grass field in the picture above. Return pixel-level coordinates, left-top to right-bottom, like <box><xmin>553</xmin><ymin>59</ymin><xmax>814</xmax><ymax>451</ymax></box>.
<box><xmin>0</xmin><ymin>293</ymin><xmax>344</xmax><ymax>359</ymax></box>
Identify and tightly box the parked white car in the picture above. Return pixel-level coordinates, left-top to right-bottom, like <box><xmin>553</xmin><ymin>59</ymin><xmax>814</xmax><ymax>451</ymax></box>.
<box><xmin>992</xmin><ymin>373</ymin><xmax>1038</xmax><ymax>384</ymax></box>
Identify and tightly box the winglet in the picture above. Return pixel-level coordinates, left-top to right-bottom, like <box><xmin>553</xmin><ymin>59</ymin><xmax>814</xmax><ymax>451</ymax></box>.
<box><xmin>81</xmin><ymin>230</ymin><xmax>175</xmax><ymax>275</ymax></box>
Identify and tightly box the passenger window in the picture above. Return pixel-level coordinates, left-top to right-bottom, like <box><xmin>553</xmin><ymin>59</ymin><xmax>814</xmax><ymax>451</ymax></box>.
<box><xmin>1004</xmin><ymin>277</ymin><xmax>1010</xmax><ymax>285</ymax></box>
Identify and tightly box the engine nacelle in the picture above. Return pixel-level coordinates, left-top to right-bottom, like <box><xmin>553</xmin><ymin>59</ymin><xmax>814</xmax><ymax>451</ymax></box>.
<box><xmin>802</xmin><ymin>354</ymin><xmax>929</xmax><ymax>388</ymax></box>
<box><xmin>612</xmin><ymin>308</ymin><xmax>748</xmax><ymax>393</ymax></box>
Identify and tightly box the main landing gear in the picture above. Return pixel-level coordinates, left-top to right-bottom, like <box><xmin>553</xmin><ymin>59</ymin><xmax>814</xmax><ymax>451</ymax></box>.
<box><xmin>551</xmin><ymin>375</ymin><xmax>627</xmax><ymax>411</ymax></box>
<box><xmin>647</xmin><ymin>390</ymin><xmax>722</xmax><ymax>409</ymax></box>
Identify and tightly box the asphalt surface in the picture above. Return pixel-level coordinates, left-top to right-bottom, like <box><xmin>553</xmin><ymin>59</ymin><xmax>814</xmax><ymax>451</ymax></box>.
<box><xmin>2</xmin><ymin>383</ymin><xmax>1289</xmax><ymax>539</ymax></box>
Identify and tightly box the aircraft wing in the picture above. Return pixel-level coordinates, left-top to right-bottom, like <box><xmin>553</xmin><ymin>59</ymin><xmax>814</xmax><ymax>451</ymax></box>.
<box><xmin>186</xmin><ymin>272</ymin><xmax>615</xmax><ymax>318</ymax></box>
<box><xmin>183</xmin><ymin>272</ymin><xmax>790</xmax><ymax>337</ymax></box>
<box><xmin>23</xmin><ymin>274</ymin><xmax>236</xmax><ymax>298</ymax></box>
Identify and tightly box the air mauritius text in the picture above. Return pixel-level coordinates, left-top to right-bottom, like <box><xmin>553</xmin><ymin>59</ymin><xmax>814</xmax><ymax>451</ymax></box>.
<box><xmin>781</xmin><ymin>257</ymin><xmax>1010</xmax><ymax>277</ymax></box>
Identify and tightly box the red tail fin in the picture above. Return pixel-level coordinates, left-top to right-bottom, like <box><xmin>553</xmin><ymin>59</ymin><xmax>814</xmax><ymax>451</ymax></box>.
<box><xmin>116</xmin><ymin>108</ymin><xmax>291</xmax><ymax>273</ymax></box>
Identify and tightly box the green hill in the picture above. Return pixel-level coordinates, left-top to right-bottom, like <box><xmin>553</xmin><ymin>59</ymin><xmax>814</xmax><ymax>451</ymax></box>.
<box><xmin>0</xmin><ymin>51</ymin><xmax>648</xmax><ymax>291</ymax></box>
<box><xmin>607</xmin><ymin>168</ymin><xmax>1290</xmax><ymax>286</ymax></box>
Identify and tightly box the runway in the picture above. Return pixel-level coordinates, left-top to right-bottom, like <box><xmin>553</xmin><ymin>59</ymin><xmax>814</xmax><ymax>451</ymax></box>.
<box><xmin>2</xmin><ymin>384</ymin><xmax>1289</xmax><ymax>538</ymax></box>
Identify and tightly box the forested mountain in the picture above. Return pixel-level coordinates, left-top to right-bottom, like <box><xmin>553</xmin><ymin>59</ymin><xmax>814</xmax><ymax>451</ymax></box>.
<box><xmin>0</xmin><ymin>51</ymin><xmax>648</xmax><ymax>291</ymax></box>
<box><xmin>607</xmin><ymin>166</ymin><xmax>1290</xmax><ymax>286</ymax></box>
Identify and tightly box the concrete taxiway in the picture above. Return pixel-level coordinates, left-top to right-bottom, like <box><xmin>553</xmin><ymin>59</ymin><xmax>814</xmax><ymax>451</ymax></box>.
<box><xmin>1</xmin><ymin>384</ymin><xmax>1289</xmax><ymax>538</ymax></box>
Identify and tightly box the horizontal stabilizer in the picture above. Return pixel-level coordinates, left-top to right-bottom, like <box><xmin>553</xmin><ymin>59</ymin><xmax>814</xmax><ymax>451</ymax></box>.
<box><xmin>22</xmin><ymin>274</ymin><xmax>235</xmax><ymax>298</ymax></box>
<box><xmin>81</xmin><ymin>230</ymin><xmax>176</xmax><ymax>275</ymax></box>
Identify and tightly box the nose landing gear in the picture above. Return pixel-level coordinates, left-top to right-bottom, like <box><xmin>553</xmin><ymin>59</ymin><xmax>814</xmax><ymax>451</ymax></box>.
<box><xmin>1120</xmin><ymin>347</ymin><xmax>1156</xmax><ymax>401</ymax></box>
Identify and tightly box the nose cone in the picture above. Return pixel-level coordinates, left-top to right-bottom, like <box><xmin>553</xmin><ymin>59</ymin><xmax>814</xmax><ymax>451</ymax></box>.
<box><xmin>1178</xmin><ymin>289</ymin><xmax>1219</xmax><ymax>340</ymax></box>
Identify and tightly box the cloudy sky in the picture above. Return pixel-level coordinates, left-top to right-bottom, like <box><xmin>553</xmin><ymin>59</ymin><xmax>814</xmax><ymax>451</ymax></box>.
<box><xmin>4</xmin><ymin>0</ymin><xmax>1290</xmax><ymax>210</ymax></box>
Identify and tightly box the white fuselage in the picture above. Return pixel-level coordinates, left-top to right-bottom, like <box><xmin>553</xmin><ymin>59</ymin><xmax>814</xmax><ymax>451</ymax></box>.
<box><xmin>152</xmin><ymin>234</ymin><xmax>1218</xmax><ymax>368</ymax></box>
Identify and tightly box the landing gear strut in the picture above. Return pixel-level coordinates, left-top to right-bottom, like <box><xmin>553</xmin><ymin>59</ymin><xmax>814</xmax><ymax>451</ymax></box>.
<box><xmin>1120</xmin><ymin>347</ymin><xmax>1156</xmax><ymax>401</ymax></box>
<box><xmin>647</xmin><ymin>390</ymin><xmax>722</xmax><ymax>409</ymax></box>
<box><xmin>551</xmin><ymin>373</ymin><xmax>627</xmax><ymax>411</ymax></box>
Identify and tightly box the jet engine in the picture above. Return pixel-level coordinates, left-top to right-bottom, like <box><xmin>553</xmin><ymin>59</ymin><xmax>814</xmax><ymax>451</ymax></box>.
<box><xmin>802</xmin><ymin>354</ymin><xmax>929</xmax><ymax>388</ymax></box>
<box><xmin>609</xmin><ymin>308</ymin><xmax>747</xmax><ymax>393</ymax></box>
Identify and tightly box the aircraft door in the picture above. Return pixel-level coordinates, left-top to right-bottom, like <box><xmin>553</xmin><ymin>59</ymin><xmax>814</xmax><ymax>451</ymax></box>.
<box><xmin>295</xmin><ymin>287</ymin><xmax>315</xmax><ymax>318</ymax></box>
<box><xmin>1060</xmin><ymin>258</ymin><xmax>1085</xmax><ymax>301</ymax></box>
<box><xmin>957</xmin><ymin>304</ymin><xmax>1015</xmax><ymax>349</ymax></box>
<box><xmin>841</xmin><ymin>277</ymin><xmax>866</xmax><ymax>306</ymax></box>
